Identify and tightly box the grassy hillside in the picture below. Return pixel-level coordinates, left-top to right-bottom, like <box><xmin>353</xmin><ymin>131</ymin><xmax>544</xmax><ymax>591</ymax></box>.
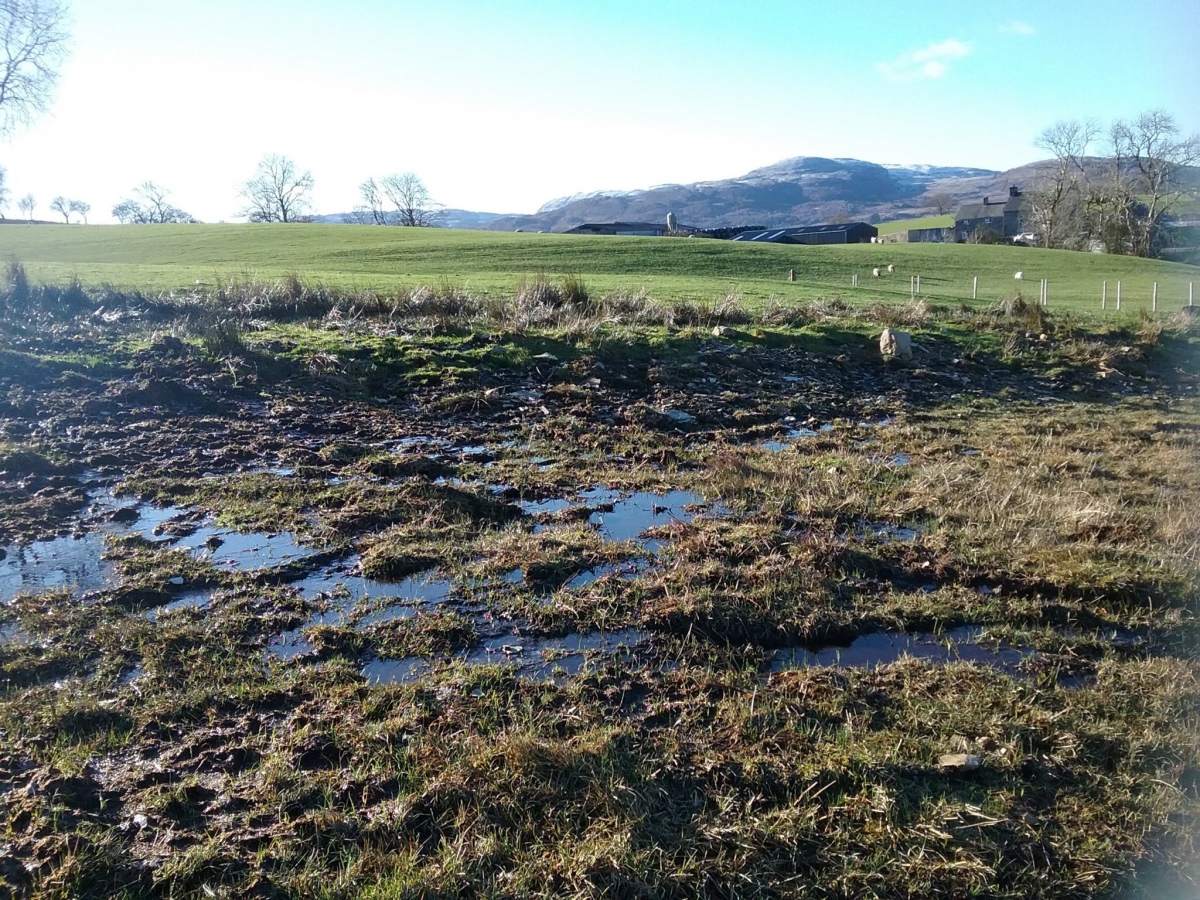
<box><xmin>2</xmin><ymin>222</ymin><xmax>1197</xmax><ymax>313</ymax></box>
<box><xmin>876</xmin><ymin>215</ymin><xmax>955</xmax><ymax>235</ymax></box>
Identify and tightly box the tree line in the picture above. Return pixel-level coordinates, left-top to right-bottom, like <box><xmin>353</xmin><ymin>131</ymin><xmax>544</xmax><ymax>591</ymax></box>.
<box><xmin>0</xmin><ymin>155</ymin><xmax>443</xmax><ymax>226</ymax></box>
<box><xmin>1026</xmin><ymin>109</ymin><xmax>1198</xmax><ymax>258</ymax></box>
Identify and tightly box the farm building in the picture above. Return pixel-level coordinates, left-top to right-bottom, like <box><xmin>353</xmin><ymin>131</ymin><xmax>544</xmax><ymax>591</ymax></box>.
<box><xmin>729</xmin><ymin>222</ymin><xmax>878</xmax><ymax>245</ymax></box>
<box><xmin>564</xmin><ymin>221</ymin><xmax>697</xmax><ymax>236</ymax></box>
<box><xmin>878</xmin><ymin>227</ymin><xmax>953</xmax><ymax>244</ymax></box>
<box><xmin>955</xmin><ymin>186</ymin><xmax>1027</xmax><ymax>241</ymax></box>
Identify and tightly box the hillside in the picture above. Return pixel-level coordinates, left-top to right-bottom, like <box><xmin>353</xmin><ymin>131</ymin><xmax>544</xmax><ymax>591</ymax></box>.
<box><xmin>484</xmin><ymin>157</ymin><xmax>1005</xmax><ymax>232</ymax></box>
<box><xmin>4</xmin><ymin>223</ymin><xmax>1197</xmax><ymax>314</ymax></box>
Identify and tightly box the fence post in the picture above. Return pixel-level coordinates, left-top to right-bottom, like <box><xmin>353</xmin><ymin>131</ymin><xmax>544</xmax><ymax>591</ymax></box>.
<box><xmin>910</xmin><ymin>275</ymin><xmax>915</xmax><ymax>297</ymax></box>
<box><xmin>1191</xmin><ymin>282</ymin><xmax>1194</xmax><ymax>307</ymax></box>
<box><xmin>788</xmin><ymin>269</ymin><xmax>795</xmax><ymax>282</ymax></box>
<box><xmin>1153</xmin><ymin>282</ymin><xmax>1158</xmax><ymax>312</ymax></box>
<box><xmin>1102</xmin><ymin>281</ymin><xmax>1107</xmax><ymax>310</ymax></box>
<box><xmin>916</xmin><ymin>275</ymin><xmax>921</xmax><ymax>295</ymax></box>
<box><xmin>972</xmin><ymin>276</ymin><xmax>977</xmax><ymax>300</ymax></box>
<box><xmin>1116</xmin><ymin>281</ymin><xmax>1122</xmax><ymax>310</ymax></box>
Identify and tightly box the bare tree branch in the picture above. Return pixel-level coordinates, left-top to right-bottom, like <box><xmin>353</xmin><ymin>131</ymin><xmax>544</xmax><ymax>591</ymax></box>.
<box><xmin>239</xmin><ymin>154</ymin><xmax>314</xmax><ymax>223</ymax></box>
<box><xmin>112</xmin><ymin>182</ymin><xmax>196</xmax><ymax>223</ymax></box>
<box><xmin>0</xmin><ymin>0</ymin><xmax>70</xmax><ymax>137</ymax></box>
<box><xmin>380</xmin><ymin>172</ymin><xmax>442</xmax><ymax>227</ymax></box>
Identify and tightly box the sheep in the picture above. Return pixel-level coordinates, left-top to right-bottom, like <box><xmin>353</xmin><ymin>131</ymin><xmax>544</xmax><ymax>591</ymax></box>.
<box><xmin>1014</xmin><ymin>271</ymin><xmax>1023</xmax><ymax>280</ymax></box>
<box><xmin>872</xmin><ymin>267</ymin><xmax>880</xmax><ymax>277</ymax></box>
<box><xmin>887</xmin><ymin>264</ymin><xmax>895</xmax><ymax>274</ymax></box>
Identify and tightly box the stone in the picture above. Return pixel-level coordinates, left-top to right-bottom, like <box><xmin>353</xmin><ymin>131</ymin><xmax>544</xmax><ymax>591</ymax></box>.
<box><xmin>879</xmin><ymin>328</ymin><xmax>913</xmax><ymax>363</ymax></box>
<box><xmin>937</xmin><ymin>753</ymin><xmax>982</xmax><ymax>772</ymax></box>
<box><xmin>664</xmin><ymin>409</ymin><xmax>695</xmax><ymax>424</ymax></box>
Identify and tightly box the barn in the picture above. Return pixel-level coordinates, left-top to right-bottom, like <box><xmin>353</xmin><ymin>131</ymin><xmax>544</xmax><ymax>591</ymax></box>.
<box><xmin>565</xmin><ymin>221</ymin><xmax>695</xmax><ymax>236</ymax></box>
<box><xmin>729</xmin><ymin>222</ymin><xmax>878</xmax><ymax>245</ymax></box>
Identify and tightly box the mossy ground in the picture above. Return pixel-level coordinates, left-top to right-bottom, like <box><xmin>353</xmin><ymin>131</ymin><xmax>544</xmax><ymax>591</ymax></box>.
<box><xmin>1</xmin><ymin>274</ymin><xmax>1198</xmax><ymax>898</ymax></box>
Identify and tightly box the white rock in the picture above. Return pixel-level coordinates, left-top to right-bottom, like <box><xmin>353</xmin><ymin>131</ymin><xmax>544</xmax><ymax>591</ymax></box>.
<box><xmin>879</xmin><ymin>328</ymin><xmax>913</xmax><ymax>363</ymax></box>
<box><xmin>938</xmin><ymin>753</ymin><xmax>982</xmax><ymax>772</ymax></box>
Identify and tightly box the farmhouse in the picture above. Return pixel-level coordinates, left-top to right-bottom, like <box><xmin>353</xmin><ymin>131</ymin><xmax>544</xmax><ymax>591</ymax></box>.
<box><xmin>729</xmin><ymin>222</ymin><xmax>878</xmax><ymax>245</ymax></box>
<box><xmin>955</xmin><ymin>186</ymin><xmax>1027</xmax><ymax>241</ymax></box>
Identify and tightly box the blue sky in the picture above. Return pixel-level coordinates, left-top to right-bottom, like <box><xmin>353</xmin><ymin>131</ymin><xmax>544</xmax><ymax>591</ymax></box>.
<box><xmin>2</xmin><ymin>0</ymin><xmax>1197</xmax><ymax>222</ymax></box>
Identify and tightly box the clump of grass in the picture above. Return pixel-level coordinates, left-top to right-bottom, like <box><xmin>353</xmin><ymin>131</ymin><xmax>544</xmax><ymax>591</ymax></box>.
<box><xmin>195</xmin><ymin>318</ymin><xmax>246</xmax><ymax>358</ymax></box>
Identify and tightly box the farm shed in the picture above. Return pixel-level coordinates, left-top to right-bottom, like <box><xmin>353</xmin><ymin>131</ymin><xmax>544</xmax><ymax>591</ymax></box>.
<box><xmin>564</xmin><ymin>221</ymin><xmax>696</xmax><ymax>236</ymax></box>
<box><xmin>730</xmin><ymin>222</ymin><xmax>878</xmax><ymax>245</ymax></box>
<box><xmin>877</xmin><ymin>227</ymin><xmax>952</xmax><ymax>244</ymax></box>
<box><xmin>955</xmin><ymin>186</ymin><xmax>1027</xmax><ymax>241</ymax></box>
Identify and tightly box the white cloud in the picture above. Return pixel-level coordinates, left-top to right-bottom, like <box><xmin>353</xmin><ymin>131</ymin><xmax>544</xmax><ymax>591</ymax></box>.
<box><xmin>877</xmin><ymin>39</ymin><xmax>970</xmax><ymax>81</ymax></box>
<box><xmin>998</xmin><ymin>20</ymin><xmax>1036</xmax><ymax>36</ymax></box>
<box><xmin>1000</xmin><ymin>20</ymin><xmax>1036</xmax><ymax>36</ymax></box>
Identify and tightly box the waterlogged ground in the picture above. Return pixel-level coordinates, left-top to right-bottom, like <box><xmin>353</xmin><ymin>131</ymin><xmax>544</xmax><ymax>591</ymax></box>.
<box><xmin>1</xmin><ymin>279</ymin><xmax>1199</xmax><ymax>898</ymax></box>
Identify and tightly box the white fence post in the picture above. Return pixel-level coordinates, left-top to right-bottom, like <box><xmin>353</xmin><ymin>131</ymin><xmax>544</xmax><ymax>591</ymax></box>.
<box><xmin>1117</xmin><ymin>281</ymin><xmax>1122</xmax><ymax>310</ymax></box>
<box><xmin>916</xmin><ymin>275</ymin><xmax>921</xmax><ymax>295</ymax></box>
<box><xmin>1153</xmin><ymin>282</ymin><xmax>1158</xmax><ymax>312</ymax></box>
<box><xmin>972</xmin><ymin>276</ymin><xmax>977</xmax><ymax>300</ymax></box>
<box><xmin>1102</xmin><ymin>281</ymin><xmax>1107</xmax><ymax>310</ymax></box>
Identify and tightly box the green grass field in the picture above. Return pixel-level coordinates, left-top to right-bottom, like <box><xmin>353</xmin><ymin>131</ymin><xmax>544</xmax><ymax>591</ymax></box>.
<box><xmin>2</xmin><ymin>222</ymin><xmax>1198</xmax><ymax>314</ymax></box>
<box><xmin>875</xmin><ymin>214</ymin><xmax>955</xmax><ymax>235</ymax></box>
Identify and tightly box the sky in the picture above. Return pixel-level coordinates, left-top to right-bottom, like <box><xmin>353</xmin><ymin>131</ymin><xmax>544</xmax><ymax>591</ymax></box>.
<box><xmin>1</xmin><ymin>0</ymin><xmax>1198</xmax><ymax>223</ymax></box>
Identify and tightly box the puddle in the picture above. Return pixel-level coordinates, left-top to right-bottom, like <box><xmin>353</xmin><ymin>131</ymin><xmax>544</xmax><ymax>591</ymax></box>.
<box><xmin>590</xmin><ymin>490</ymin><xmax>717</xmax><ymax>544</ymax></box>
<box><xmin>174</xmin><ymin>527</ymin><xmax>316</xmax><ymax>572</ymax></box>
<box><xmin>564</xmin><ymin>560</ymin><xmax>649</xmax><ymax>589</ymax></box>
<box><xmin>143</xmin><ymin>589</ymin><xmax>213</xmax><ymax>622</ymax></box>
<box><xmin>518</xmin><ymin>497</ymin><xmax>574</xmax><ymax>515</ymax></box>
<box><xmin>358</xmin><ymin>627</ymin><xmax>650</xmax><ymax>685</ymax></box>
<box><xmin>0</xmin><ymin>619</ymin><xmax>32</xmax><ymax>647</ymax></box>
<box><xmin>760</xmin><ymin>428</ymin><xmax>820</xmax><ymax>453</ymax></box>
<box><xmin>291</xmin><ymin>559</ymin><xmax>451</xmax><ymax>606</ymax></box>
<box><xmin>0</xmin><ymin>533</ymin><xmax>114</xmax><ymax>601</ymax></box>
<box><xmin>464</xmin><ymin>627</ymin><xmax>649</xmax><ymax>681</ymax></box>
<box><xmin>768</xmin><ymin>627</ymin><xmax>1032</xmax><ymax>673</ymax></box>
<box><xmin>266</xmin><ymin>627</ymin><xmax>314</xmax><ymax>660</ymax></box>
<box><xmin>361</xmin><ymin>656</ymin><xmax>434</xmax><ymax>684</ymax></box>
<box><xmin>858</xmin><ymin>521</ymin><xmax>921</xmax><ymax>543</ymax></box>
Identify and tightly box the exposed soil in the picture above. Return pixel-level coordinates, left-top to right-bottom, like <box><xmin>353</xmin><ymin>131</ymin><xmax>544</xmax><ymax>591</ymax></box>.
<box><xmin>1</xmin><ymin>281</ymin><xmax>1198</xmax><ymax>897</ymax></box>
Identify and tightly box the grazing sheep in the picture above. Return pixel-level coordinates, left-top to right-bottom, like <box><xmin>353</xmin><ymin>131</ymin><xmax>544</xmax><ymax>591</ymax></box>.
<box><xmin>887</xmin><ymin>264</ymin><xmax>895</xmax><ymax>274</ymax></box>
<box><xmin>872</xmin><ymin>267</ymin><xmax>880</xmax><ymax>277</ymax></box>
<box><xmin>1014</xmin><ymin>271</ymin><xmax>1023</xmax><ymax>280</ymax></box>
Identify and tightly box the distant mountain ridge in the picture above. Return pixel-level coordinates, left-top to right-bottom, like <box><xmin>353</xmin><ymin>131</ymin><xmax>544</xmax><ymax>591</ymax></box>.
<box><xmin>316</xmin><ymin>155</ymin><xmax>1200</xmax><ymax>235</ymax></box>
<box><xmin>485</xmin><ymin>157</ymin><xmax>1007</xmax><ymax>233</ymax></box>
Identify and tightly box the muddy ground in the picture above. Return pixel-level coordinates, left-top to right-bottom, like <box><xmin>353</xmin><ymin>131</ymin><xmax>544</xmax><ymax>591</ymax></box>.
<box><xmin>1</xmin><ymin>278</ymin><xmax>1198</xmax><ymax>898</ymax></box>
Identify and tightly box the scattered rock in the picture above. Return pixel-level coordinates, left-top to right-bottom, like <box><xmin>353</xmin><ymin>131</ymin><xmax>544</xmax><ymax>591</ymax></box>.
<box><xmin>664</xmin><ymin>409</ymin><xmax>695</xmax><ymax>424</ymax></box>
<box><xmin>938</xmin><ymin>753</ymin><xmax>982</xmax><ymax>772</ymax></box>
<box><xmin>879</xmin><ymin>329</ymin><xmax>913</xmax><ymax>363</ymax></box>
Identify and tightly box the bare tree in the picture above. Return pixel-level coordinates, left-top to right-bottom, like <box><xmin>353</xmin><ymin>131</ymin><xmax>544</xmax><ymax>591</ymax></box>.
<box><xmin>48</xmin><ymin>193</ymin><xmax>67</xmax><ymax>221</ymax></box>
<box><xmin>112</xmin><ymin>181</ymin><xmax>195</xmax><ymax>223</ymax></box>
<box><xmin>380</xmin><ymin>172</ymin><xmax>441</xmax><ymax>227</ymax></box>
<box><xmin>68</xmin><ymin>197</ymin><xmax>87</xmax><ymax>223</ymax></box>
<box><xmin>1027</xmin><ymin>119</ymin><xmax>1098</xmax><ymax>249</ymax></box>
<box><xmin>925</xmin><ymin>192</ymin><xmax>955</xmax><ymax>216</ymax></box>
<box><xmin>0</xmin><ymin>0</ymin><xmax>70</xmax><ymax>137</ymax></box>
<box><xmin>1110</xmin><ymin>109</ymin><xmax>1200</xmax><ymax>257</ymax></box>
<box><xmin>356</xmin><ymin>177</ymin><xmax>389</xmax><ymax>225</ymax></box>
<box><xmin>239</xmin><ymin>154</ymin><xmax>313</xmax><ymax>223</ymax></box>
<box><xmin>16</xmin><ymin>191</ymin><xmax>33</xmax><ymax>219</ymax></box>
